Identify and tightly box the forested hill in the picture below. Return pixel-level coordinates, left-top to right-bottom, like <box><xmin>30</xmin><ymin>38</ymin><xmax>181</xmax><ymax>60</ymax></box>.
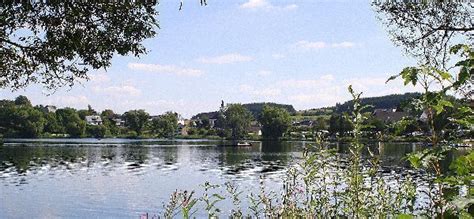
<box><xmin>243</xmin><ymin>102</ymin><xmax>296</xmax><ymax>118</ymax></box>
<box><xmin>192</xmin><ymin>94</ymin><xmax>421</xmax><ymax>119</ymax></box>
<box><xmin>335</xmin><ymin>92</ymin><xmax>421</xmax><ymax>113</ymax></box>
<box><xmin>192</xmin><ymin>102</ymin><xmax>296</xmax><ymax>120</ymax></box>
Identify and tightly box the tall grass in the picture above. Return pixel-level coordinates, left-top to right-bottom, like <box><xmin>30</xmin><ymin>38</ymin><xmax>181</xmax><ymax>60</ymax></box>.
<box><xmin>151</xmin><ymin>82</ymin><xmax>472</xmax><ymax>218</ymax></box>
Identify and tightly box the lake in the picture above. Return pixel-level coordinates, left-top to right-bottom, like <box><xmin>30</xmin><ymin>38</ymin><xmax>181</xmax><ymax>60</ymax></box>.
<box><xmin>0</xmin><ymin>139</ymin><xmax>458</xmax><ymax>218</ymax></box>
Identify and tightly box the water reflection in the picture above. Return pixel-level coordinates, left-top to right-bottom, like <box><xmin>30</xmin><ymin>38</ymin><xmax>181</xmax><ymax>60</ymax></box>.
<box><xmin>0</xmin><ymin>140</ymin><xmax>440</xmax><ymax>185</ymax></box>
<box><xmin>1</xmin><ymin>139</ymin><xmax>468</xmax><ymax>218</ymax></box>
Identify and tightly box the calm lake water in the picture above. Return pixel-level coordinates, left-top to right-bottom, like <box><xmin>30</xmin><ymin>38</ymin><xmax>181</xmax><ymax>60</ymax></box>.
<box><xmin>0</xmin><ymin>139</ymin><xmax>460</xmax><ymax>218</ymax></box>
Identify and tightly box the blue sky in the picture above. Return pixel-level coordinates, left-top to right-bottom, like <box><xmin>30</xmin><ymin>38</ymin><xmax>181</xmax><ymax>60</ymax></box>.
<box><xmin>1</xmin><ymin>0</ymin><xmax>422</xmax><ymax>118</ymax></box>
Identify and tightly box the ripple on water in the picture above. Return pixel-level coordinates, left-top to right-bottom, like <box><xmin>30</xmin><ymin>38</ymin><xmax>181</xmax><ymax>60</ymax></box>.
<box><xmin>0</xmin><ymin>140</ymin><xmax>457</xmax><ymax>218</ymax></box>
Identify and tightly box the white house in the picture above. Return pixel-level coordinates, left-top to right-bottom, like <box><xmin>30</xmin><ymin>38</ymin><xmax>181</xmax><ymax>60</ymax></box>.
<box><xmin>85</xmin><ymin>115</ymin><xmax>103</xmax><ymax>125</ymax></box>
<box><xmin>112</xmin><ymin>118</ymin><xmax>125</xmax><ymax>127</ymax></box>
<box><xmin>41</xmin><ymin>105</ymin><xmax>57</xmax><ymax>113</ymax></box>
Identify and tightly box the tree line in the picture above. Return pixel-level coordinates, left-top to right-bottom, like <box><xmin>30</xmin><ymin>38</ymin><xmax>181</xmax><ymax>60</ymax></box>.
<box><xmin>0</xmin><ymin>96</ymin><xmax>296</xmax><ymax>140</ymax></box>
<box><xmin>0</xmin><ymin>96</ymin><xmax>179</xmax><ymax>139</ymax></box>
<box><xmin>2</xmin><ymin>94</ymin><xmax>470</xmax><ymax>141</ymax></box>
<box><xmin>188</xmin><ymin>103</ymin><xmax>293</xmax><ymax>140</ymax></box>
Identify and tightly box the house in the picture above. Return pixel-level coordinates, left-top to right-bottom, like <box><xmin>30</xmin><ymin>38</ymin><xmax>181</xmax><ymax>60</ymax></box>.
<box><xmin>41</xmin><ymin>105</ymin><xmax>57</xmax><ymax>113</ymax></box>
<box><xmin>149</xmin><ymin>115</ymin><xmax>159</xmax><ymax>122</ymax></box>
<box><xmin>373</xmin><ymin>109</ymin><xmax>409</xmax><ymax>123</ymax></box>
<box><xmin>209</xmin><ymin>119</ymin><xmax>217</xmax><ymax>128</ymax></box>
<box><xmin>178</xmin><ymin>116</ymin><xmax>186</xmax><ymax>127</ymax></box>
<box><xmin>293</xmin><ymin>120</ymin><xmax>314</xmax><ymax>127</ymax></box>
<box><xmin>177</xmin><ymin>118</ymin><xmax>191</xmax><ymax>136</ymax></box>
<box><xmin>85</xmin><ymin>115</ymin><xmax>103</xmax><ymax>125</ymax></box>
<box><xmin>112</xmin><ymin>118</ymin><xmax>125</xmax><ymax>127</ymax></box>
<box><xmin>419</xmin><ymin>110</ymin><xmax>429</xmax><ymax>122</ymax></box>
<box><xmin>248</xmin><ymin>121</ymin><xmax>262</xmax><ymax>136</ymax></box>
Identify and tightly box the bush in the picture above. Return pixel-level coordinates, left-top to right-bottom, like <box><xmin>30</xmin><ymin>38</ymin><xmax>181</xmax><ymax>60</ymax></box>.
<box><xmin>126</xmin><ymin>130</ymin><xmax>138</xmax><ymax>139</ymax></box>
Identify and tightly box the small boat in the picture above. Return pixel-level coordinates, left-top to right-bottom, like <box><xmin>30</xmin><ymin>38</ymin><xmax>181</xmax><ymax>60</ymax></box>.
<box><xmin>217</xmin><ymin>141</ymin><xmax>252</xmax><ymax>147</ymax></box>
<box><xmin>451</xmin><ymin>143</ymin><xmax>472</xmax><ymax>148</ymax></box>
<box><xmin>237</xmin><ymin>142</ymin><xmax>252</xmax><ymax>147</ymax></box>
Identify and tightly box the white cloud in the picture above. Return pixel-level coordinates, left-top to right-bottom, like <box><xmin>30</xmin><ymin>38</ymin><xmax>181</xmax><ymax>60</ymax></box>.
<box><xmin>256</xmin><ymin>70</ymin><xmax>272</xmax><ymax>76</ymax></box>
<box><xmin>288</xmin><ymin>94</ymin><xmax>313</xmax><ymax>103</ymax></box>
<box><xmin>60</xmin><ymin>95</ymin><xmax>89</xmax><ymax>106</ymax></box>
<box><xmin>284</xmin><ymin>4</ymin><xmax>298</xmax><ymax>10</ymax></box>
<box><xmin>278</xmin><ymin>74</ymin><xmax>335</xmax><ymax>88</ymax></box>
<box><xmin>271</xmin><ymin>53</ymin><xmax>285</xmax><ymax>59</ymax></box>
<box><xmin>332</xmin><ymin>41</ymin><xmax>356</xmax><ymax>48</ymax></box>
<box><xmin>197</xmin><ymin>53</ymin><xmax>253</xmax><ymax>64</ymax></box>
<box><xmin>93</xmin><ymin>85</ymin><xmax>141</xmax><ymax>98</ymax></box>
<box><xmin>288</xmin><ymin>90</ymin><xmax>345</xmax><ymax>107</ymax></box>
<box><xmin>294</xmin><ymin>40</ymin><xmax>356</xmax><ymax>50</ymax></box>
<box><xmin>89</xmin><ymin>72</ymin><xmax>110</xmax><ymax>83</ymax></box>
<box><xmin>320</xmin><ymin>74</ymin><xmax>335</xmax><ymax>81</ymax></box>
<box><xmin>294</xmin><ymin>41</ymin><xmax>327</xmax><ymax>50</ymax></box>
<box><xmin>343</xmin><ymin>76</ymin><xmax>423</xmax><ymax>97</ymax></box>
<box><xmin>239</xmin><ymin>84</ymin><xmax>281</xmax><ymax>97</ymax></box>
<box><xmin>127</xmin><ymin>63</ymin><xmax>203</xmax><ymax>76</ymax></box>
<box><xmin>240</xmin><ymin>0</ymin><xmax>298</xmax><ymax>11</ymax></box>
<box><xmin>241</xmin><ymin>0</ymin><xmax>269</xmax><ymax>9</ymax></box>
<box><xmin>43</xmin><ymin>95</ymin><xmax>90</xmax><ymax>109</ymax></box>
<box><xmin>236</xmin><ymin>73</ymin><xmax>423</xmax><ymax>110</ymax></box>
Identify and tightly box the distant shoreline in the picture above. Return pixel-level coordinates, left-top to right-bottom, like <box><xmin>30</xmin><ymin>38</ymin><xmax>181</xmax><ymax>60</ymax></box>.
<box><xmin>0</xmin><ymin>136</ymin><xmax>450</xmax><ymax>144</ymax></box>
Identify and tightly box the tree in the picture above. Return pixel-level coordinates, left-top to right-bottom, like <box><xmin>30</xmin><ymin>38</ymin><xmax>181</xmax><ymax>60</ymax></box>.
<box><xmin>100</xmin><ymin>109</ymin><xmax>116</xmax><ymax>120</ymax></box>
<box><xmin>328</xmin><ymin>114</ymin><xmax>352</xmax><ymax>136</ymax></box>
<box><xmin>224</xmin><ymin>104</ymin><xmax>253</xmax><ymax>140</ymax></box>
<box><xmin>387</xmin><ymin>44</ymin><xmax>473</xmax><ymax>145</ymax></box>
<box><xmin>1</xmin><ymin>1</ymin><xmax>209</xmax><ymax>90</ymax></box>
<box><xmin>313</xmin><ymin>117</ymin><xmax>328</xmax><ymax>132</ymax></box>
<box><xmin>9</xmin><ymin>106</ymin><xmax>45</xmax><ymax>138</ymax></box>
<box><xmin>392</xmin><ymin>117</ymin><xmax>419</xmax><ymax>136</ymax></box>
<box><xmin>99</xmin><ymin>109</ymin><xmax>120</xmax><ymax>136</ymax></box>
<box><xmin>151</xmin><ymin>112</ymin><xmax>178</xmax><ymax>138</ymax></box>
<box><xmin>86</xmin><ymin>124</ymin><xmax>107</xmax><ymax>138</ymax></box>
<box><xmin>77</xmin><ymin>109</ymin><xmax>92</xmax><ymax>120</ymax></box>
<box><xmin>56</xmin><ymin>108</ymin><xmax>85</xmax><ymax>137</ymax></box>
<box><xmin>242</xmin><ymin>102</ymin><xmax>296</xmax><ymax>119</ymax></box>
<box><xmin>259</xmin><ymin>105</ymin><xmax>291</xmax><ymax>139</ymax></box>
<box><xmin>1</xmin><ymin>1</ymin><xmax>158</xmax><ymax>90</ymax></box>
<box><xmin>197</xmin><ymin>114</ymin><xmax>211</xmax><ymax>129</ymax></box>
<box><xmin>14</xmin><ymin>95</ymin><xmax>32</xmax><ymax>107</ymax></box>
<box><xmin>87</xmin><ymin>105</ymin><xmax>97</xmax><ymax>115</ymax></box>
<box><xmin>0</xmin><ymin>101</ymin><xmax>46</xmax><ymax>138</ymax></box>
<box><xmin>43</xmin><ymin>112</ymin><xmax>62</xmax><ymax>134</ymax></box>
<box><xmin>386</xmin><ymin>45</ymin><xmax>474</xmax><ymax>217</ymax></box>
<box><xmin>373</xmin><ymin>2</ymin><xmax>473</xmax><ymax>68</ymax></box>
<box><xmin>361</xmin><ymin>113</ymin><xmax>387</xmax><ymax>133</ymax></box>
<box><xmin>123</xmin><ymin>109</ymin><xmax>149</xmax><ymax>135</ymax></box>
<box><xmin>0</xmin><ymin>103</ymin><xmax>15</xmax><ymax>135</ymax></box>
<box><xmin>328</xmin><ymin>114</ymin><xmax>338</xmax><ymax>134</ymax></box>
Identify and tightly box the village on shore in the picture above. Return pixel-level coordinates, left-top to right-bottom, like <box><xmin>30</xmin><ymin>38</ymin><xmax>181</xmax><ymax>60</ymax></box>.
<box><xmin>1</xmin><ymin>93</ymin><xmax>471</xmax><ymax>143</ymax></box>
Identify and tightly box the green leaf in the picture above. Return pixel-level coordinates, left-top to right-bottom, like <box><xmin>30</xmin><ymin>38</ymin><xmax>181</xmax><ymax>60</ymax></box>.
<box><xmin>451</xmin><ymin>197</ymin><xmax>474</xmax><ymax>211</ymax></box>
<box><xmin>406</xmin><ymin>153</ymin><xmax>422</xmax><ymax>169</ymax></box>
<box><xmin>400</xmin><ymin>67</ymin><xmax>419</xmax><ymax>86</ymax></box>
<box><xmin>385</xmin><ymin>74</ymin><xmax>400</xmax><ymax>84</ymax></box>
<box><xmin>450</xmin><ymin>44</ymin><xmax>470</xmax><ymax>55</ymax></box>
<box><xmin>435</xmin><ymin>69</ymin><xmax>452</xmax><ymax>80</ymax></box>
<box><xmin>396</xmin><ymin>214</ymin><xmax>414</xmax><ymax>219</ymax></box>
<box><xmin>458</xmin><ymin>211</ymin><xmax>474</xmax><ymax>219</ymax></box>
<box><xmin>453</xmin><ymin>67</ymin><xmax>471</xmax><ymax>89</ymax></box>
<box><xmin>211</xmin><ymin>194</ymin><xmax>225</xmax><ymax>200</ymax></box>
<box><xmin>450</xmin><ymin>151</ymin><xmax>474</xmax><ymax>176</ymax></box>
<box><xmin>433</xmin><ymin>99</ymin><xmax>453</xmax><ymax>114</ymax></box>
<box><xmin>348</xmin><ymin>85</ymin><xmax>354</xmax><ymax>97</ymax></box>
<box><xmin>454</xmin><ymin>59</ymin><xmax>472</xmax><ymax>68</ymax></box>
